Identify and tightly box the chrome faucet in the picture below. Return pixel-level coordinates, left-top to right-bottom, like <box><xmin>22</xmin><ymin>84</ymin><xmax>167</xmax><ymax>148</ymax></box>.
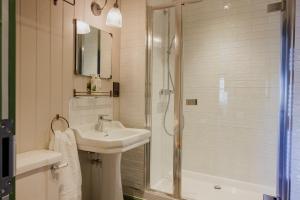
<box><xmin>96</xmin><ymin>114</ymin><xmax>112</xmax><ymax>132</ymax></box>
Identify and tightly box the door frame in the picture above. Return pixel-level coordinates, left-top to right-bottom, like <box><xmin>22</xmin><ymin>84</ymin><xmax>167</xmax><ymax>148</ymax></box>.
<box><xmin>145</xmin><ymin>2</ymin><xmax>184</xmax><ymax>199</ymax></box>
<box><xmin>277</xmin><ymin>0</ymin><xmax>295</xmax><ymax>200</ymax></box>
<box><xmin>8</xmin><ymin>0</ymin><xmax>16</xmax><ymax>124</ymax></box>
<box><xmin>9</xmin><ymin>1</ymin><xmax>16</xmax><ymax>199</ymax></box>
<box><xmin>0</xmin><ymin>0</ymin><xmax>16</xmax><ymax>199</ymax></box>
<box><xmin>145</xmin><ymin>0</ymin><xmax>296</xmax><ymax>200</ymax></box>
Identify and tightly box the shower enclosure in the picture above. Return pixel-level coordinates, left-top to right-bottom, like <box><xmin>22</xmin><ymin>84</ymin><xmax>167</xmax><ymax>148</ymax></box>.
<box><xmin>146</xmin><ymin>0</ymin><xmax>295</xmax><ymax>200</ymax></box>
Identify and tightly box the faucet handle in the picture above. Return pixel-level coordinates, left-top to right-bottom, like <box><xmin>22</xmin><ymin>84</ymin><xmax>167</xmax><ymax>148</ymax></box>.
<box><xmin>98</xmin><ymin>114</ymin><xmax>108</xmax><ymax>120</ymax></box>
<box><xmin>98</xmin><ymin>114</ymin><xmax>111</xmax><ymax>121</ymax></box>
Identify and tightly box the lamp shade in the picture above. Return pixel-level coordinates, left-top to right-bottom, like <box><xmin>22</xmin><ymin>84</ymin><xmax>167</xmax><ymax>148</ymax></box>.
<box><xmin>76</xmin><ymin>20</ymin><xmax>90</xmax><ymax>34</ymax></box>
<box><xmin>106</xmin><ymin>7</ymin><xmax>122</xmax><ymax>28</ymax></box>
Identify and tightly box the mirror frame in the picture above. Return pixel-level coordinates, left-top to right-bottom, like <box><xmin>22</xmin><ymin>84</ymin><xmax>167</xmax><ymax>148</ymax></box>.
<box><xmin>74</xmin><ymin>19</ymin><xmax>113</xmax><ymax>80</ymax></box>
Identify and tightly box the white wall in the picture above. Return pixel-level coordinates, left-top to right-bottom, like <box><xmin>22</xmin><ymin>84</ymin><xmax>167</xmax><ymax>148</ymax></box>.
<box><xmin>119</xmin><ymin>0</ymin><xmax>147</xmax><ymax>192</ymax></box>
<box><xmin>119</xmin><ymin>0</ymin><xmax>146</xmax><ymax>128</ymax></box>
<box><xmin>16</xmin><ymin>0</ymin><xmax>120</xmax><ymax>154</ymax></box>
<box><xmin>181</xmin><ymin>0</ymin><xmax>280</xmax><ymax>189</ymax></box>
<box><xmin>16</xmin><ymin>167</ymin><xmax>59</xmax><ymax>200</ymax></box>
<box><xmin>15</xmin><ymin>0</ymin><xmax>120</xmax><ymax>199</ymax></box>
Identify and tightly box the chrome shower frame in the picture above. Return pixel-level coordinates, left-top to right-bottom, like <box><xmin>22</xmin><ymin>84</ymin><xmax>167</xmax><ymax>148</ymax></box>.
<box><xmin>277</xmin><ymin>0</ymin><xmax>295</xmax><ymax>200</ymax></box>
<box><xmin>145</xmin><ymin>2</ymin><xmax>184</xmax><ymax>199</ymax></box>
<box><xmin>145</xmin><ymin>0</ymin><xmax>296</xmax><ymax>200</ymax></box>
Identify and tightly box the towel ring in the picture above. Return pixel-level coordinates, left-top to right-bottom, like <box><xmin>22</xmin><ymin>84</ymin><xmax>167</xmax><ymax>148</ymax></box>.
<box><xmin>51</xmin><ymin>114</ymin><xmax>70</xmax><ymax>134</ymax></box>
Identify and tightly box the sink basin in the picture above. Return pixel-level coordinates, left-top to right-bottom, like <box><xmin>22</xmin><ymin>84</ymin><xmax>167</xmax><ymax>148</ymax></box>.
<box><xmin>73</xmin><ymin>121</ymin><xmax>151</xmax><ymax>154</ymax></box>
<box><xmin>72</xmin><ymin>121</ymin><xmax>151</xmax><ymax>200</ymax></box>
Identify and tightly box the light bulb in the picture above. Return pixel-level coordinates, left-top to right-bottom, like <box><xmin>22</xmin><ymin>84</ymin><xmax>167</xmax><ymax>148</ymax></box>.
<box><xmin>106</xmin><ymin>2</ymin><xmax>122</xmax><ymax>28</ymax></box>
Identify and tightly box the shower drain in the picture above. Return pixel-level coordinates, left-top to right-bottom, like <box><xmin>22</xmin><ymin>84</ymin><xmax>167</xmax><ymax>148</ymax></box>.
<box><xmin>214</xmin><ymin>185</ymin><xmax>222</xmax><ymax>190</ymax></box>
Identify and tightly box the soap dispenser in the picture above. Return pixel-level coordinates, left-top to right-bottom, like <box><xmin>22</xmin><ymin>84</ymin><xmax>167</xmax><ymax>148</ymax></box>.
<box><xmin>96</xmin><ymin>75</ymin><xmax>102</xmax><ymax>91</ymax></box>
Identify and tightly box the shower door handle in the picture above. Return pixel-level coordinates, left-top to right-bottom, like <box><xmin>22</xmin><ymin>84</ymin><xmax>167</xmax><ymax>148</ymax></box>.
<box><xmin>174</xmin><ymin>115</ymin><xmax>185</xmax><ymax>136</ymax></box>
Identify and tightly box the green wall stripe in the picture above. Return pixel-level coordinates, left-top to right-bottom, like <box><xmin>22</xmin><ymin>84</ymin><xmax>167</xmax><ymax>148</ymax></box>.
<box><xmin>0</xmin><ymin>0</ymin><xmax>2</xmax><ymax>120</ymax></box>
<box><xmin>8</xmin><ymin>0</ymin><xmax>16</xmax><ymax>199</ymax></box>
<box><xmin>8</xmin><ymin>0</ymin><xmax>15</xmax><ymax>126</ymax></box>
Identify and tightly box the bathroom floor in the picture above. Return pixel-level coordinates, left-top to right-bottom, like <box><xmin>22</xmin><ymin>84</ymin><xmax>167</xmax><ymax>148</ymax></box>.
<box><xmin>152</xmin><ymin>171</ymin><xmax>274</xmax><ymax>200</ymax></box>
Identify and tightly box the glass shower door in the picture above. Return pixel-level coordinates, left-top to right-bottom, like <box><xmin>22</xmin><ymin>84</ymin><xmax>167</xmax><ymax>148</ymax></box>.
<box><xmin>147</xmin><ymin>0</ymin><xmax>292</xmax><ymax>199</ymax></box>
<box><xmin>181</xmin><ymin>0</ymin><xmax>281</xmax><ymax>200</ymax></box>
<box><xmin>148</xmin><ymin>5</ymin><xmax>176</xmax><ymax>195</ymax></box>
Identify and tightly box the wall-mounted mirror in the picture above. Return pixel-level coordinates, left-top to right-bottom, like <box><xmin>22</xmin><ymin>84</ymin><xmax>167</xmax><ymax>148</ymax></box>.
<box><xmin>75</xmin><ymin>20</ymin><xmax>112</xmax><ymax>79</ymax></box>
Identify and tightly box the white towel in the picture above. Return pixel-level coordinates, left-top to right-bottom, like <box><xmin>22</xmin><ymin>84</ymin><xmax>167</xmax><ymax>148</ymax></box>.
<box><xmin>49</xmin><ymin>128</ymin><xmax>82</xmax><ymax>200</ymax></box>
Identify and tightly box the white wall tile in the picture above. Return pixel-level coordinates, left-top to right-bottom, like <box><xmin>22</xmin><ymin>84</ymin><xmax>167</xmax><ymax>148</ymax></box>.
<box><xmin>69</xmin><ymin>97</ymin><xmax>113</xmax><ymax>126</ymax></box>
<box><xmin>181</xmin><ymin>0</ymin><xmax>281</xmax><ymax>189</ymax></box>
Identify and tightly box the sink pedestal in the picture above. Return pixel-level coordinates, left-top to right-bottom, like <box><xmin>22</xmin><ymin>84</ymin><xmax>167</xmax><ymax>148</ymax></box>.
<box><xmin>73</xmin><ymin>121</ymin><xmax>151</xmax><ymax>200</ymax></box>
<box><xmin>101</xmin><ymin>153</ymin><xmax>123</xmax><ymax>200</ymax></box>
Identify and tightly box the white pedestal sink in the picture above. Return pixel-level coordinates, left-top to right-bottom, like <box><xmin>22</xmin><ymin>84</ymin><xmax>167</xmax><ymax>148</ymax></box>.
<box><xmin>73</xmin><ymin>121</ymin><xmax>150</xmax><ymax>200</ymax></box>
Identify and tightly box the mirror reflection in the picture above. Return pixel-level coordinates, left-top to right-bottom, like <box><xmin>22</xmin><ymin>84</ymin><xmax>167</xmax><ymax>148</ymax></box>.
<box><xmin>75</xmin><ymin>20</ymin><xmax>112</xmax><ymax>78</ymax></box>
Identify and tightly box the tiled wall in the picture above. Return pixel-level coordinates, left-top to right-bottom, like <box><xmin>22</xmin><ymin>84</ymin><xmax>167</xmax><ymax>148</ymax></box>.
<box><xmin>119</xmin><ymin>0</ymin><xmax>147</xmax><ymax>192</ymax></box>
<box><xmin>69</xmin><ymin>97</ymin><xmax>113</xmax><ymax>126</ymax></box>
<box><xmin>181</xmin><ymin>0</ymin><xmax>281</xmax><ymax>189</ymax></box>
<box><xmin>121</xmin><ymin>0</ymin><xmax>283</xmax><ymax>194</ymax></box>
<box><xmin>291</xmin><ymin>0</ymin><xmax>300</xmax><ymax>199</ymax></box>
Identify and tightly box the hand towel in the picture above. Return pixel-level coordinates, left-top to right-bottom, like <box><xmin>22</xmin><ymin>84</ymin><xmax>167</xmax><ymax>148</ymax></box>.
<box><xmin>49</xmin><ymin>128</ymin><xmax>82</xmax><ymax>200</ymax></box>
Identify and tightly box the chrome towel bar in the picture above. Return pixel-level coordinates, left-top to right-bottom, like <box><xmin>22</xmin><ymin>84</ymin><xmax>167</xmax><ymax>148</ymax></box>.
<box><xmin>51</xmin><ymin>162</ymin><xmax>69</xmax><ymax>171</ymax></box>
<box><xmin>51</xmin><ymin>114</ymin><xmax>70</xmax><ymax>135</ymax></box>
